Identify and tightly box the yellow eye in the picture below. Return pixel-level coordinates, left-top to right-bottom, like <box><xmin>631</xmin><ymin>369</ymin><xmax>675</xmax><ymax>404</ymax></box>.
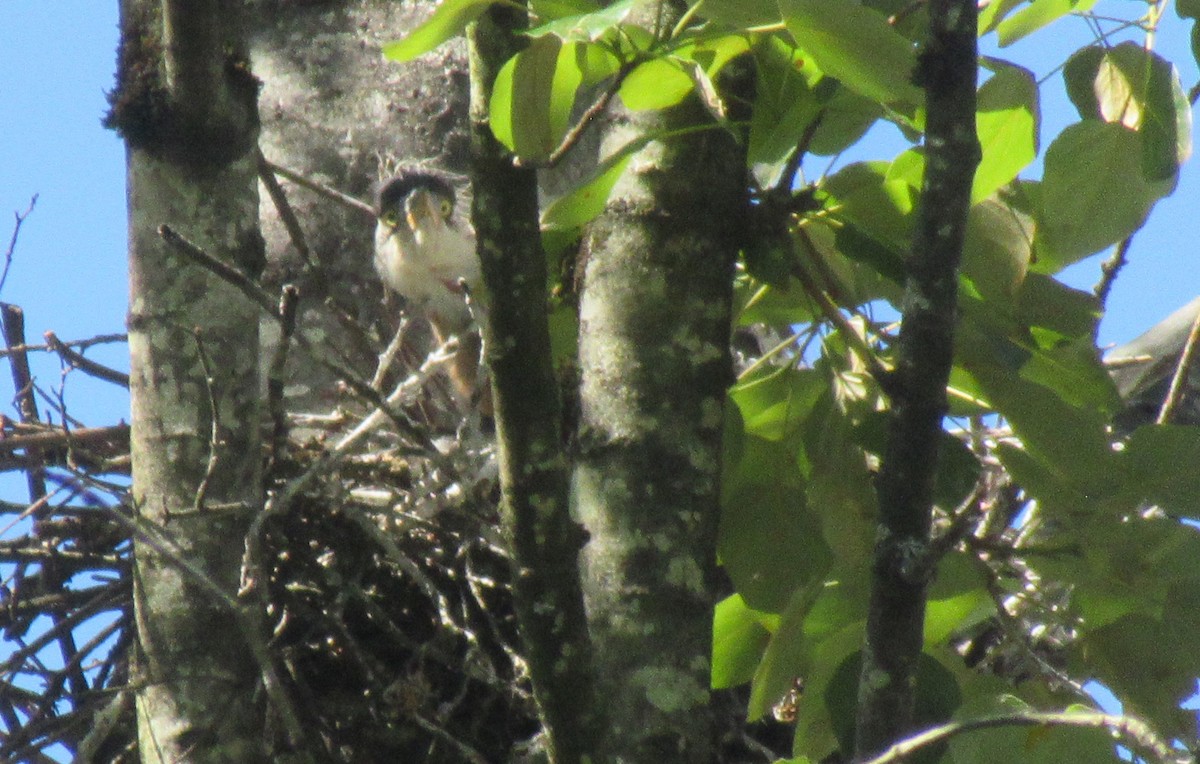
<box><xmin>381</xmin><ymin>210</ymin><xmax>399</xmax><ymax>226</ymax></box>
<box><xmin>439</xmin><ymin>198</ymin><xmax>452</xmax><ymax>217</ymax></box>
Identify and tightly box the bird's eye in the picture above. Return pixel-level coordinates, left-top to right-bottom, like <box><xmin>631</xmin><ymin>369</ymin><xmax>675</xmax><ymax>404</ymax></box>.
<box><xmin>439</xmin><ymin>198</ymin><xmax>452</xmax><ymax>217</ymax></box>
<box><xmin>381</xmin><ymin>210</ymin><xmax>399</xmax><ymax>226</ymax></box>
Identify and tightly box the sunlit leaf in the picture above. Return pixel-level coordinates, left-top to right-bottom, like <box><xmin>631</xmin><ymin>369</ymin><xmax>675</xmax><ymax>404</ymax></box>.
<box><xmin>541</xmin><ymin>149</ymin><xmax>633</xmax><ymax>229</ymax></box>
<box><xmin>382</xmin><ymin>0</ymin><xmax>494</xmax><ymax>62</ymax></box>
<box><xmin>961</xmin><ymin>197</ymin><xmax>1033</xmax><ymax>301</ymax></box>
<box><xmin>996</xmin><ymin>0</ymin><xmax>1099</xmax><ymax>47</ymax></box>
<box><xmin>526</xmin><ymin>0</ymin><xmax>635</xmax><ymax>39</ymax></box>
<box><xmin>779</xmin><ymin>0</ymin><xmax>922</xmax><ymax>109</ymax></box>
<box><xmin>712</xmin><ymin>594</ymin><xmax>774</xmax><ymax>689</ymax></box>
<box><xmin>619</xmin><ymin>58</ymin><xmax>694</xmax><ymax>110</ymax></box>
<box><xmin>489</xmin><ymin>36</ymin><xmax>562</xmax><ymax>160</ymax></box>
<box><xmin>530</xmin><ymin>0</ymin><xmax>600</xmax><ymax>23</ymax></box>
<box><xmin>973</xmin><ymin>62</ymin><xmax>1039</xmax><ymax>203</ymax></box>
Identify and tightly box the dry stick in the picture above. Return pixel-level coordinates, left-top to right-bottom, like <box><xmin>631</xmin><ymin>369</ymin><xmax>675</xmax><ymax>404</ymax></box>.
<box><xmin>0</xmin><ymin>333</ymin><xmax>127</xmax><ymax>360</ymax></box>
<box><xmin>191</xmin><ymin>328</ymin><xmax>223</xmax><ymax>512</ymax></box>
<box><xmin>44</xmin><ymin>332</ymin><xmax>130</xmax><ymax>389</ymax></box>
<box><xmin>99</xmin><ymin>501</ymin><xmax>310</xmax><ymax>752</ymax></box>
<box><xmin>0</xmin><ymin>424</ymin><xmax>129</xmax><ymax>454</ymax></box>
<box><xmin>1</xmin><ymin>195</ymin><xmax>38</xmax><ymax>296</ymax></box>
<box><xmin>157</xmin><ymin>224</ymin><xmax>432</xmax><ymax>448</ymax></box>
<box><xmin>267</xmin><ymin>285</ymin><xmax>299</xmax><ymax>469</ymax></box>
<box><xmin>1156</xmin><ymin>302</ymin><xmax>1200</xmax><ymax>424</ymax></box>
<box><xmin>261</xmin><ymin>159</ymin><xmax>377</xmax><ymax>219</ymax></box>
<box><xmin>255</xmin><ymin>149</ymin><xmax>316</xmax><ymax>266</ymax></box>
<box><xmin>860</xmin><ymin>711</ymin><xmax>1182</xmax><ymax>764</ymax></box>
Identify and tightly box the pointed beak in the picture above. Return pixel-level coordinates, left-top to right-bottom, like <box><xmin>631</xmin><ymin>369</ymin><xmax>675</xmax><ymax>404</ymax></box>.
<box><xmin>404</xmin><ymin>189</ymin><xmax>442</xmax><ymax>233</ymax></box>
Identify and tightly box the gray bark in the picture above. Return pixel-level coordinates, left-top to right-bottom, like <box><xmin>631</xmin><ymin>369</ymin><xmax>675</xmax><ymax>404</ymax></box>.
<box><xmin>573</xmin><ymin>72</ymin><xmax>748</xmax><ymax>761</ymax></box>
<box><xmin>115</xmin><ymin>1</ymin><xmax>267</xmax><ymax>761</ymax></box>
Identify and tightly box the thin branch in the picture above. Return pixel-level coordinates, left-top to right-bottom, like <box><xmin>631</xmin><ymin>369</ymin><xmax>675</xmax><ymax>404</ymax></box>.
<box><xmin>792</xmin><ymin>228</ymin><xmax>892</xmax><ymax>384</ymax></box>
<box><xmin>44</xmin><ymin>332</ymin><xmax>130</xmax><ymax>388</ymax></box>
<box><xmin>256</xmin><ymin>148</ymin><xmax>316</xmax><ymax>267</ymax></box>
<box><xmin>261</xmin><ymin>158</ymin><xmax>377</xmax><ymax>219</ymax></box>
<box><xmin>860</xmin><ymin>711</ymin><xmax>1184</xmax><ymax>764</ymax></box>
<box><xmin>1093</xmin><ymin>236</ymin><xmax>1132</xmax><ymax>309</ymax></box>
<box><xmin>0</xmin><ymin>333</ymin><xmax>127</xmax><ymax>360</ymax></box>
<box><xmin>191</xmin><ymin>328</ymin><xmax>223</xmax><ymax>512</ymax></box>
<box><xmin>266</xmin><ymin>285</ymin><xmax>298</xmax><ymax>470</ymax></box>
<box><xmin>1156</xmin><ymin>302</ymin><xmax>1200</xmax><ymax>424</ymax></box>
<box><xmin>2</xmin><ymin>195</ymin><xmax>38</xmax><ymax>296</ymax></box>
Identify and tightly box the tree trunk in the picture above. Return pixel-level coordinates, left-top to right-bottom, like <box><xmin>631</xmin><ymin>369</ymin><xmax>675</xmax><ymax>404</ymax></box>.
<box><xmin>113</xmin><ymin>2</ymin><xmax>267</xmax><ymax>761</ymax></box>
<box><xmin>573</xmin><ymin>59</ymin><xmax>749</xmax><ymax>760</ymax></box>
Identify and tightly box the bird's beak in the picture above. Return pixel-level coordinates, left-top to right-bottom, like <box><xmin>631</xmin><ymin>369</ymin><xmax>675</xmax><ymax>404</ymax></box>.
<box><xmin>404</xmin><ymin>189</ymin><xmax>441</xmax><ymax>232</ymax></box>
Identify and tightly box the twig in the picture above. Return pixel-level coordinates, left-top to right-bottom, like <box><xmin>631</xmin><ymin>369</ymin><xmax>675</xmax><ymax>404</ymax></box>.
<box><xmin>158</xmin><ymin>225</ymin><xmax>431</xmax><ymax>447</ymax></box>
<box><xmin>860</xmin><ymin>711</ymin><xmax>1183</xmax><ymax>764</ymax></box>
<box><xmin>266</xmin><ymin>285</ymin><xmax>299</xmax><ymax>470</ymax></box>
<box><xmin>1156</xmin><ymin>302</ymin><xmax>1200</xmax><ymax>424</ymax></box>
<box><xmin>791</xmin><ymin>228</ymin><xmax>892</xmax><ymax>384</ymax></box>
<box><xmin>191</xmin><ymin>328</ymin><xmax>223</xmax><ymax>512</ymax></box>
<box><xmin>514</xmin><ymin>61</ymin><xmax>638</xmax><ymax>170</ymax></box>
<box><xmin>1093</xmin><ymin>236</ymin><xmax>1133</xmax><ymax>309</ymax></box>
<box><xmin>2</xmin><ymin>195</ymin><xmax>38</xmax><ymax>297</ymax></box>
<box><xmin>0</xmin><ymin>424</ymin><xmax>129</xmax><ymax>454</ymax></box>
<box><xmin>261</xmin><ymin>158</ymin><xmax>377</xmax><ymax>219</ymax></box>
<box><xmin>256</xmin><ymin>149</ymin><xmax>316</xmax><ymax>267</ymax></box>
<box><xmin>0</xmin><ymin>333</ymin><xmax>126</xmax><ymax>360</ymax></box>
<box><xmin>44</xmin><ymin>332</ymin><xmax>129</xmax><ymax>388</ymax></box>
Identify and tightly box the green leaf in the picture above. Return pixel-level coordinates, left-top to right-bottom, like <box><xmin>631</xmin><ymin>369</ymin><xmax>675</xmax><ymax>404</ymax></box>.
<box><xmin>973</xmin><ymin>63</ymin><xmax>1039</xmax><ymax>203</ymax></box>
<box><xmin>701</xmin><ymin>0</ymin><xmax>782</xmax><ymax>28</ymax></box>
<box><xmin>1121</xmin><ymin>425</ymin><xmax>1200</xmax><ymax>518</ymax></box>
<box><xmin>730</xmin><ymin>366</ymin><xmax>825</xmax><ymax>442</ymax></box>
<box><xmin>489</xmin><ymin>36</ymin><xmax>563</xmax><ymax>161</ymax></box>
<box><xmin>619</xmin><ymin>58</ymin><xmax>694</xmax><ymax>111</ymax></box>
<box><xmin>801</xmin><ymin>391</ymin><xmax>877</xmax><ymax>565</ymax></box>
<box><xmin>823</xmin><ymin>161</ymin><xmax>915</xmax><ymax>252</ymax></box>
<box><xmin>961</xmin><ymin>198</ymin><xmax>1033</xmax><ymax>301</ymax></box>
<box><xmin>808</xmin><ymin>87</ymin><xmax>882</xmax><ymax>156</ymax></box>
<box><xmin>530</xmin><ymin>0</ymin><xmax>600</xmax><ymax>22</ymax></box>
<box><xmin>712</xmin><ymin>594</ymin><xmax>774</xmax><ymax>689</ymax></box>
<box><xmin>1037</xmin><ymin>121</ymin><xmax>1164</xmax><ymax>268</ymax></box>
<box><xmin>1064</xmin><ymin>43</ymin><xmax>1192</xmax><ymax>181</ymax></box>
<box><xmin>949</xmin><ymin>698</ymin><xmax>1119</xmax><ymax>764</ymax></box>
<box><xmin>382</xmin><ymin>0</ymin><xmax>493</xmax><ymax>62</ymax></box>
<box><xmin>979</xmin><ymin>0</ymin><xmax>1026</xmax><ymax>35</ymax></box>
<box><xmin>996</xmin><ymin>0</ymin><xmax>1099</xmax><ymax>47</ymax></box>
<box><xmin>526</xmin><ymin>0</ymin><xmax>635</xmax><ymax>39</ymax></box>
<box><xmin>541</xmin><ymin>149</ymin><xmax>633</xmax><ymax>230</ymax></box>
<box><xmin>778</xmin><ymin>0</ymin><xmax>922</xmax><ymax>109</ymax></box>
<box><xmin>719</xmin><ymin>435</ymin><xmax>833</xmax><ymax>612</ymax></box>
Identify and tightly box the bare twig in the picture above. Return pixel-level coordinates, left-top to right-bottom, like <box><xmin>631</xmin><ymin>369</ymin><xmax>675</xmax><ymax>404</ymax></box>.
<box><xmin>256</xmin><ymin>149</ymin><xmax>316</xmax><ymax>267</ymax></box>
<box><xmin>191</xmin><ymin>328</ymin><xmax>223</xmax><ymax>512</ymax></box>
<box><xmin>44</xmin><ymin>332</ymin><xmax>130</xmax><ymax>388</ymax></box>
<box><xmin>261</xmin><ymin>158</ymin><xmax>377</xmax><ymax>219</ymax></box>
<box><xmin>0</xmin><ymin>333</ymin><xmax>126</xmax><ymax>360</ymax></box>
<box><xmin>860</xmin><ymin>711</ymin><xmax>1183</xmax><ymax>764</ymax></box>
<box><xmin>2</xmin><ymin>195</ymin><xmax>38</xmax><ymax>297</ymax></box>
<box><xmin>267</xmin><ymin>285</ymin><xmax>299</xmax><ymax>470</ymax></box>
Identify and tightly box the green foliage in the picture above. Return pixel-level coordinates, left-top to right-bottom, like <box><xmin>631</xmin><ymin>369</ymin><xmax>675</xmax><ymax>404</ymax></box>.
<box><xmin>385</xmin><ymin>0</ymin><xmax>1200</xmax><ymax>758</ymax></box>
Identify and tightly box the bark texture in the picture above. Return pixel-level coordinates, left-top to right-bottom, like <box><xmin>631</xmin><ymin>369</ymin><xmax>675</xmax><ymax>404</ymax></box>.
<box><xmin>573</xmin><ymin>66</ymin><xmax>748</xmax><ymax>762</ymax></box>
<box><xmin>467</xmin><ymin>8</ymin><xmax>599</xmax><ymax>763</ymax></box>
<box><xmin>114</xmin><ymin>1</ymin><xmax>266</xmax><ymax>761</ymax></box>
<box><xmin>854</xmin><ymin>0</ymin><xmax>980</xmax><ymax>757</ymax></box>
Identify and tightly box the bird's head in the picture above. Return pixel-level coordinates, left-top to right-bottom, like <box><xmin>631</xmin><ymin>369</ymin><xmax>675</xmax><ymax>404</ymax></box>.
<box><xmin>376</xmin><ymin>172</ymin><xmax>457</xmax><ymax>237</ymax></box>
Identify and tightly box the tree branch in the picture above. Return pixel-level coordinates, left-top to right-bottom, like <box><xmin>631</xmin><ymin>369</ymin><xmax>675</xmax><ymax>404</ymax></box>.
<box><xmin>854</xmin><ymin>0</ymin><xmax>980</xmax><ymax>757</ymax></box>
<box><xmin>468</xmin><ymin>6</ymin><xmax>599</xmax><ymax>761</ymax></box>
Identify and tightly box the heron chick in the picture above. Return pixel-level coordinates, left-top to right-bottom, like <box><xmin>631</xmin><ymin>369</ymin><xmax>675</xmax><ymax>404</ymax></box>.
<box><xmin>374</xmin><ymin>172</ymin><xmax>486</xmax><ymax>412</ymax></box>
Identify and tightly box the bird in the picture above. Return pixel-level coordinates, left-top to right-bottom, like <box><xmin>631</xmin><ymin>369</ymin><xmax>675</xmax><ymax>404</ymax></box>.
<box><xmin>373</xmin><ymin>171</ymin><xmax>487</xmax><ymax>414</ymax></box>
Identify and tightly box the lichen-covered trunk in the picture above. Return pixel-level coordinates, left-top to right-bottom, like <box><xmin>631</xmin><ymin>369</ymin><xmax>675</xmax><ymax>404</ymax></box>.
<box><xmin>573</xmin><ymin>93</ymin><xmax>747</xmax><ymax>759</ymax></box>
<box><xmin>115</xmin><ymin>2</ymin><xmax>267</xmax><ymax>761</ymax></box>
